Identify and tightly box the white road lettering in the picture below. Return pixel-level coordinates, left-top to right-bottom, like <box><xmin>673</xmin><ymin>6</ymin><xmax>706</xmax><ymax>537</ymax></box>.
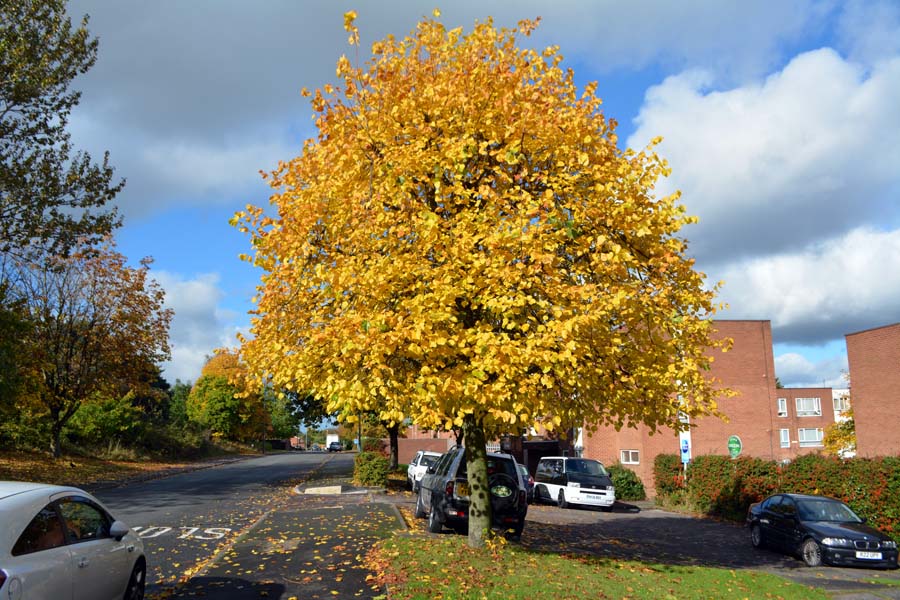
<box><xmin>131</xmin><ymin>525</ymin><xmax>233</xmax><ymax>540</ymax></box>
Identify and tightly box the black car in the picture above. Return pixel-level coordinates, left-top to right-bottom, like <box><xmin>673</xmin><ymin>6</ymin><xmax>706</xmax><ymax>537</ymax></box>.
<box><xmin>747</xmin><ymin>493</ymin><xmax>899</xmax><ymax>568</ymax></box>
<box><xmin>415</xmin><ymin>447</ymin><xmax>527</xmax><ymax>538</ymax></box>
<box><xmin>327</xmin><ymin>441</ymin><xmax>342</xmax><ymax>452</ymax></box>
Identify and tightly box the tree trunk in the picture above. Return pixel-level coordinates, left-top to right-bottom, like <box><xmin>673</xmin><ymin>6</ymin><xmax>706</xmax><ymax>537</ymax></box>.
<box><xmin>387</xmin><ymin>423</ymin><xmax>399</xmax><ymax>470</ymax></box>
<box><xmin>463</xmin><ymin>417</ymin><xmax>490</xmax><ymax>548</ymax></box>
<box><xmin>50</xmin><ymin>419</ymin><xmax>62</xmax><ymax>458</ymax></box>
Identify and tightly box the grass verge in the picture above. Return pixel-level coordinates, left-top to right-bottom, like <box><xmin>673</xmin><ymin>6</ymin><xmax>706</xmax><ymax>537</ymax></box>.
<box><xmin>366</xmin><ymin>534</ymin><xmax>828</xmax><ymax>600</ymax></box>
<box><xmin>0</xmin><ymin>448</ymin><xmax>242</xmax><ymax>488</ymax></box>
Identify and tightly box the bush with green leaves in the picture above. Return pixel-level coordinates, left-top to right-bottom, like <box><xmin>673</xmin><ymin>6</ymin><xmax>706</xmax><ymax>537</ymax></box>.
<box><xmin>607</xmin><ymin>463</ymin><xmax>646</xmax><ymax>500</ymax></box>
<box><xmin>64</xmin><ymin>392</ymin><xmax>145</xmax><ymax>447</ymax></box>
<box><xmin>354</xmin><ymin>451</ymin><xmax>390</xmax><ymax>486</ymax></box>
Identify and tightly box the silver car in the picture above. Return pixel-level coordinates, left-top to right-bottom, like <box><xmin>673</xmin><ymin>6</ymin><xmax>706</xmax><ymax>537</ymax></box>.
<box><xmin>0</xmin><ymin>481</ymin><xmax>146</xmax><ymax>600</ymax></box>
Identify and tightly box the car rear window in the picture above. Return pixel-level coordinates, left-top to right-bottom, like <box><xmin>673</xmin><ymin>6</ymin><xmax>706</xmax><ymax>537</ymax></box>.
<box><xmin>421</xmin><ymin>455</ymin><xmax>438</xmax><ymax>467</ymax></box>
<box><xmin>457</xmin><ymin>456</ymin><xmax>517</xmax><ymax>479</ymax></box>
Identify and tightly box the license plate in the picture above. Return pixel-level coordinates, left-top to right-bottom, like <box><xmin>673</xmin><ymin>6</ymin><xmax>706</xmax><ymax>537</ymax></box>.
<box><xmin>456</xmin><ymin>482</ymin><xmax>470</xmax><ymax>497</ymax></box>
<box><xmin>856</xmin><ymin>551</ymin><xmax>882</xmax><ymax>560</ymax></box>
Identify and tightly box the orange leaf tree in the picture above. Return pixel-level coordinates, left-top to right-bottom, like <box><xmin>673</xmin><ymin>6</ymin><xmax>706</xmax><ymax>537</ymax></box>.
<box><xmin>235</xmin><ymin>11</ymin><xmax>727</xmax><ymax>548</ymax></box>
<box><xmin>14</xmin><ymin>239</ymin><xmax>172</xmax><ymax>457</ymax></box>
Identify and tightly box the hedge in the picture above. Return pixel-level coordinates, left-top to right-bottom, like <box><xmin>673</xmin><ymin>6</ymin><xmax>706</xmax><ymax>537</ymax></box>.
<box><xmin>354</xmin><ymin>451</ymin><xmax>390</xmax><ymax>486</ymax></box>
<box><xmin>654</xmin><ymin>452</ymin><xmax>900</xmax><ymax>540</ymax></box>
<box><xmin>607</xmin><ymin>463</ymin><xmax>646</xmax><ymax>501</ymax></box>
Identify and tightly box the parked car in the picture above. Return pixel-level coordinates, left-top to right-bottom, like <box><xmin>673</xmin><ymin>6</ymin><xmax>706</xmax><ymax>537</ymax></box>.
<box><xmin>533</xmin><ymin>456</ymin><xmax>615</xmax><ymax>511</ymax></box>
<box><xmin>327</xmin><ymin>441</ymin><xmax>343</xmax><ymax>452</ymax></box>
<box><xmin>415</xmin><ymin>447</ymin><xmax>528</xmax><ymax>538</ymax></box>
<box><xmin>0</xmin><ymin>481</ymin><xmax>146</xmax><ymax>600</ymax></box>
<box><xmin>516</xmin><ymin>463</ymin><xmax>535</xmax><ymax>503</ymax></box>
<box><xmin>747</xmin><ymin>493</ymin><xmax>899</xmax><ymax>568</ymax></box>
<box><xmin>407</xmin><ymin>450</ymin><xmax>442</xmax><ymax>491</ymax></box>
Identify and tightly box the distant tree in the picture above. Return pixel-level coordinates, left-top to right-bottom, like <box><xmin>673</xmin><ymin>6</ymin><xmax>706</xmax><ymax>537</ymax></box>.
<box><xmin>12</xmin><ymin>239</ymin><xmax>172</xmax><ymax>456</ymax></box>
<box><xmin>235</xmin><ymin>12</ymin><xmax>728</xmax><ymax>548</ymax></box>
<box><xmin>282</xmin><ymin>390</ymin><xmax>334</xmax><ymax>430</ymax></box>
<box><xmin>775</xmin><ymin>377</ymin><xmax>784</xmax><ymax>389</ymax></box>
<box><xmin>187</xmin><ymin>351</ymin><xmax>268</xmax><ymax>442</ymax></box>
<box><xmin>1</xmin><ymin>0</ymin><xmax>122</xmax><ymax>262</ymax></box>
<box><xmin>169</xmin><ymin>380</ymin><xmax>192</xmax><ymax>426</ymax></box>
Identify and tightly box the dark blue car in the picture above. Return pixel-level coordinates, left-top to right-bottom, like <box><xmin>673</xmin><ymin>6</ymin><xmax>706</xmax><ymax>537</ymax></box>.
<box><xmin>747</xmin><ymin>493</ymin><xmax>898</xmax><ymax>568</ymax></box>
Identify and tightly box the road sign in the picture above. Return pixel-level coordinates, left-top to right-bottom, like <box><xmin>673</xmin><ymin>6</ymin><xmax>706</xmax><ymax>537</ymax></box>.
<box><xmin>727</xmin><ymin>435</ymin><xmax>742</xmax><ymax>459</ymax></box>
<box><xmin>680</xmin><ymin>439</ymin><xmax>691</xmax><ymax>463</ymax></box>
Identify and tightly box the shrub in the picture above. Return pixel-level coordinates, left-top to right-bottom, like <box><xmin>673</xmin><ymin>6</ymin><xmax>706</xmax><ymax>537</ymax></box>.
<box><xmin>607</xmin><ymin>463</ymin><xmax>646</xmax><ymax>500</ymax></box>
<box><xmin>355</xmin><ymin>451</ymin><xmax>389</xmax><ymax>486</ymax></box>
<box><xmin>654</xmin><ymin>453</ymin><xmax>684</xmax><ymax>498</ymax></box>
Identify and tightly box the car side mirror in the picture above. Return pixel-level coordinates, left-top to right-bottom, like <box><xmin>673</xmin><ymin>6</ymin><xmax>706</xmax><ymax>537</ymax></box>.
<box><xmin>109</xmin><ymin>520</ymin><xmax>130</xmax><ymax>542</ymax></box>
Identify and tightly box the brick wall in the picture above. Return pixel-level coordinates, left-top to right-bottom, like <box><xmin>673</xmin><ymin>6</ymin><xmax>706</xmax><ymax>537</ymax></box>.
<box><xmin>846</xmin><ymin>323</ymin><xmax>900</xmax><ymax>457</ymax></box>
<box><xmin>582</xmin><ymin>320</ymin><xmax>810</xmax><ymax>497</ymax></box>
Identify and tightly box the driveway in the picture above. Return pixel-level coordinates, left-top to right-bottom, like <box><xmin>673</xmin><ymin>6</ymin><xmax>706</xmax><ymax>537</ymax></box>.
<box><xmin>390</xmin><ymin>493</ymin><xmax>900</xmax><ymax>599</ymax></box>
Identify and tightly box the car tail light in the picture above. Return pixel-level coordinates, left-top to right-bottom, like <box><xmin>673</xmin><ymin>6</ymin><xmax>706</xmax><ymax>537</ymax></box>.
<box><xmin>528</xmin><ymin>475</ymin><xmax>534</xmax><ymax>486</ymax></box>
<box><xmin>445</xmin><ymin>480</ymin><xmax>454</xmax><ymax>497</ymax></box>
<box><xmin>0</xmin><ymin>570</ymin><xmax>6</xmax><ymax>589</ymax></box>
<box><xmin>518</xmin><ymin>489</ymin><xmax>526</xmax><ymax>505</ymax></box>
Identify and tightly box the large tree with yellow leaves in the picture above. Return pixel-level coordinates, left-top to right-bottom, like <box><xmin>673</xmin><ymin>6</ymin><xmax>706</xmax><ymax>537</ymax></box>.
<box><xmin>235</xmin><ymin>11</ymin><xmax>727</xmax><ymax>548</ymax></box>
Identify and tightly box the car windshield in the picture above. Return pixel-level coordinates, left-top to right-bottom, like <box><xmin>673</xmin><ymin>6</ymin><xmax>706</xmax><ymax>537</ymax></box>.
<box><xmin>797</xmin><ymin>498</ymin><xmax>863</xmax><ymax>523</ymax></box>
<box><xmin>566</xmin><ymin>459</ymin><xmax>608</xmax><ymax>476</ymax></box>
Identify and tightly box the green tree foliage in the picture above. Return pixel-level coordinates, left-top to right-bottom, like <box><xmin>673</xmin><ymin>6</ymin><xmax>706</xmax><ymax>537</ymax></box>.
<box><xmin>169</xmin><ymin>380</ymin><xmax>192</xmax><ymax>427</ymax></box>
<box><xmin>0</xmin><ymin>0</ymin><xmax>122</xmax><ymax>261</ymax></box>
<box><xmin>64</xmin><ymin>391</ymin><xmax>144</xmax><ymax>447</ymax></box>
<box><xmin>187</xmin><ymin>375</ymin><xmax>243</xmax><ymax>438</ymax></box>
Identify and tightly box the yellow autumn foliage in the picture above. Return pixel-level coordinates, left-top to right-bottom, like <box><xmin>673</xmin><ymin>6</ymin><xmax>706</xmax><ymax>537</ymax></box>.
<box><xmin>234</xmin><ymin>13</ymin><xmax>728</xmax><ymax>445</ymax></box>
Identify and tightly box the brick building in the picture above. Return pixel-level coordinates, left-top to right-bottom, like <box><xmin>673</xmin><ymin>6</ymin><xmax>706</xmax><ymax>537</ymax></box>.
<box><xmin>582</xmin><ymin>320</ymin><xmax>834</xmax><ymax>496</ymax></box>
<box><xmin>846</xmin><ymin>323</ymin><xmax>900</xmax><ymax>457</ymax></box>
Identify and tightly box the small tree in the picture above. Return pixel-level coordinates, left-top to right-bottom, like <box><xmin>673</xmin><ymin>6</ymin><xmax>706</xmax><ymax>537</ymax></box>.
<box><xmin>824</xmin><ymin>407</ymin><xmax>856</xmax><ymax>457</ymax></box>
<box><xmin>13</xmin><ymin>239</ymin><xmax>172</xmax><ymax>456</ymax></box>
<box><xmin>235</xmin><ymin>12</ymin><xmax>727</xmax><ymax>548</ymax></box>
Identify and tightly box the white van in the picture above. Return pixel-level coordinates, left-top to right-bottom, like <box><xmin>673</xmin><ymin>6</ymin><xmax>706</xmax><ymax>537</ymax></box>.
<box><xmin>533</xmin><ymin>456</ymin><xmax>615</xmax><ymax>511</ymax></box>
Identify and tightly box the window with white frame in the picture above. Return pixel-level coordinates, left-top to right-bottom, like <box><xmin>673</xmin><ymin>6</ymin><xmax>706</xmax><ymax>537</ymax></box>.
<box><xmin>777</xmin><ymin>397</ymin><xmax>788</xmax><ymax>417</ymax></box>
<box><xmin>780</xmin><ymin>429</ymin><xmax>790</xmax><ymax>448</ymax></box>
<box><xmin>620</xmin><ymin>450</ymin><xmax>640</xmax><ymax>464</ymax></box>
<box><xmin>795</xmin><ymin>397</ymin><xmax>821</xmax><ymax>417</ymax></box>
<box><xmin>798</xmin><ymin>428</ymin><xmax>824</xmax><ymax>447</ymax></box>
<box><xmin>833</xmin><ymin>395</ymin><xmax>849</xmax><ymax>413</ymax></box>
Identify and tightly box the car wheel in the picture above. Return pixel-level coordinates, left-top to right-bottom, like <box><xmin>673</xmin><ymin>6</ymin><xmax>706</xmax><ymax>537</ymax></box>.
<box><xmin>557</xmin><ymin>489</ymin><xmax>568</xmax><ymax>509</ymax></box>
<box><xmin>488</xmin><ymin>473</ymin><xmax>519</xmax><ymax>513</ymax></box>
<box><xmin>414</xmin><ymin>489</ymin><xmax>426</xmax><ymax>519</ymax></box>
<box><xmin>801</xmin><ymin>538</ymin><xmax>822</xmax><ymax>567</ymax></box>
<box><xmin>427</xmin><ymin>502</ymin><xmax>443</xmax><ymax>533</ymax></box>
<box><xmin>123</xmin><ymin>559</ymin><xmax>146</xmax><ymax>600</ymax></box>
<box><xmin>750</xmin><ymin>524</ymin><xmax>766</xmax><ymax>549</ymax></box>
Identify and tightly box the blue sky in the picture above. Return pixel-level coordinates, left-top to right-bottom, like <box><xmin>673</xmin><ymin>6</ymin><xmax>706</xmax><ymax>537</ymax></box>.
<box><xmin>65</xmin><ymin>1</ymin><xmax>900</xmax><ymax>387</ymax></box>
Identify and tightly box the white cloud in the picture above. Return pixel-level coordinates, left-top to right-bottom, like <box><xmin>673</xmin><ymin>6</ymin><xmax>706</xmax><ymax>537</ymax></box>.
<box><xmin>629</xmin><ymin>49</ymin><xmax>900</xmax><ymax>264</ymax></box>
<box><xmin>153</xmin><ymin>272</ymin><xmax>240</xmax><ymax>384</ymax></box>
<box><xmin>774</xmin><ymin>352</ymin><xmax>847</xmax><ymax>387</ymax></box>
<box><xmin>715</xmin><ymin>227</ymin><xmax>900</xmax><ymax>343</ymax></box>
<box><xmin>836</xmin><ymin>0</ymin><xmax>900</xmax><ymax>66</ymax></box>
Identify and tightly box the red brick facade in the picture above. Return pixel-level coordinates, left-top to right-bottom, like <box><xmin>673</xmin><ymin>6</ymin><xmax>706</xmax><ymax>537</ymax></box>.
<box><xmin>582</xmin><ymin>321</ymin><xmax>833</xmax><ymax>496</ymax></box>
<box><xmin>846</xmin><ymin>323</ymin><xmax>900</xmax><ymax>457</ymax></box>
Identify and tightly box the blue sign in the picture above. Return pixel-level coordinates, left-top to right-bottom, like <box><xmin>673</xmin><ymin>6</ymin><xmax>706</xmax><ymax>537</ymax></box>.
<box><xmin>680</xmin><ymin>439</ymin><xmax>691</xmax><ymax>463</ymax></box>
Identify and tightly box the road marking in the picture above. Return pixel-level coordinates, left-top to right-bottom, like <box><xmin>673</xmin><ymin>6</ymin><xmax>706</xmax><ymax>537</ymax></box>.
<box><xmin>132</xmin><ymin>526</ymin><xmax>232</xmax><ymax>540</ymax></box>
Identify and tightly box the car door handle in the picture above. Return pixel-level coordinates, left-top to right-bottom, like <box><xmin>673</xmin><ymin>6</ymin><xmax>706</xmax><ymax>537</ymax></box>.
<box><xmin>77</xmin><ymin>556</ymin><xmax>89</xmax><ymax>568</ymax></box>
<box><xmin>127</xmin><ymin>544</ymin><xmax>135</xmax><ymax>553</ymax></box>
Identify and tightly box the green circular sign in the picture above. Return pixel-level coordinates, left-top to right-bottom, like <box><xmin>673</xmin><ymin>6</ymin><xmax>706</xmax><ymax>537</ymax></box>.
<box><xmin>727</xmin><ymin>435</ymin><xmax>742</xmax><ymax>459</ymax></box>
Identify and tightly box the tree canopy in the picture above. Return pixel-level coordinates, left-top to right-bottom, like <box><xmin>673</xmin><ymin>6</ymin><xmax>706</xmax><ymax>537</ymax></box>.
<box><xmin>235</xmin><ymin>12</ymin><xmax>728</xmax><ymax>546</ymax></box>
<box><xmin>12</xmin><ymin>239</ymin><xmax>172</xmax><ymax>456</ymax></box>
<box><xmin>1</xmin><ymin>0</ymin><xmax>122</xmax><ymax>261</ymax></box>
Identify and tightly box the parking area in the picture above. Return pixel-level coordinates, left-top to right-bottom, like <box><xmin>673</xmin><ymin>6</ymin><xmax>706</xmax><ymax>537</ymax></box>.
<box><xmin>390</xmin><ymin>493</ymin><xmax>900</xmax><ymax>598</ymax></box>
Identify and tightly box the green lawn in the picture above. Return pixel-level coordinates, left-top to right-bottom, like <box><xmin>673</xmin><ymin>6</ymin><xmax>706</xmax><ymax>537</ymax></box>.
<box><xmin>368</xmin><ymin>534</ymin><xmax>828</xmax><ymax>600</ymax></box>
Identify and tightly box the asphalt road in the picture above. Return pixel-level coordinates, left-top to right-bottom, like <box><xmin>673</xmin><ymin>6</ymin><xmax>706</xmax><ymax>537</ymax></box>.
<box><xmin>90</xmin><ymin>451</ymin><xmax>353</xmax><ymax>596</ymax></box>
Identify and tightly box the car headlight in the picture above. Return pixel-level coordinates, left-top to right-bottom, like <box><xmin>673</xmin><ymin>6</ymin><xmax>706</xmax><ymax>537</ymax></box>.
<box><xmin>568</xmin><ymin>482</ymin><xmax>580</xmax><ymax>488</ymax></box>
<box><xmin>882</xmin><ymin>540</ymin><xmax>897</xmax><ymax>549</ymax></box>
<box><xmin>821</xmin><ymin>537</ymin><xmax>854</xmax><ymax>547</ymax></box>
